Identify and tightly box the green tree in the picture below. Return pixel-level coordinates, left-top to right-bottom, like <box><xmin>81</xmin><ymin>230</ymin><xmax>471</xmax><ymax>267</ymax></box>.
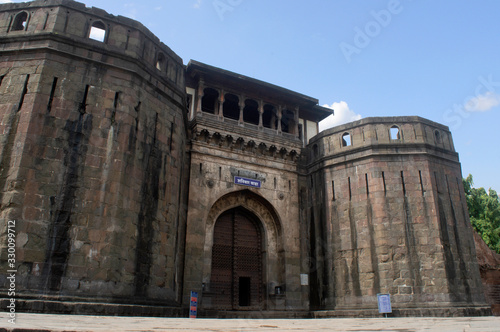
<box><xmin>463</xmin><ymin>174</ymin><xmax>500</xmax><ymax>253</ymax></box>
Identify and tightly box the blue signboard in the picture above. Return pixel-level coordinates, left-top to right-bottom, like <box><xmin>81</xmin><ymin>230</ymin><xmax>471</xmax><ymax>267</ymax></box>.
<box><xmin>189</xmin><ymin>291</ymin><xmax>198</xmax><ymax>318</ymax></box>
<box><xmin>234</xmin><ymin>176</ymin><xmax>261</xmax><ymax>188</ymax></box>
<box><xmin>377</xmin><ymin>293</ymin><xmax>392</xmax><ymax>314</ymax></box>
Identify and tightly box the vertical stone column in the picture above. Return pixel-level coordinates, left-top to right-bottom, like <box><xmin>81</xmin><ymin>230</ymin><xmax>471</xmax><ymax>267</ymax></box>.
<box><xmin>294</xmin><ymin>106</ymin><xmax>300</xmax><ymax>137</ymax></box>
<box><xmin>196</xmin><ymin>79</ymin><xmax>204</xmax><ymax>115</ymax></box>
<box><xmin>238</xmin><ymin>96</ymin><xmax>245</xmax><ymax>123</ymax></box>
<box><xmin>218</xmin><ymin>90</ymin><xmax>224</xmax><ymax>119</ymax></box>
<box><xmin>277</xmin><ymin>105</ymin><xmax>283</xmax><ymax>133</ymax></box>
<box><xmin>258</xmin><ymin>100</ymin><xmax>264</xmax><ymax>128</ymax></box>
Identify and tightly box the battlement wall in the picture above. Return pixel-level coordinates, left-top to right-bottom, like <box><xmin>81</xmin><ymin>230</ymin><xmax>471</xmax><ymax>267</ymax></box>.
<box><xmin>307</xmin><ymin>117</ymin><xmax>457</xmax><ymax>169</ymax></box>
<box><xmin>0</xmin><ymin>0</ymin><xmax>183</xmax><ymax>88</ymax></box>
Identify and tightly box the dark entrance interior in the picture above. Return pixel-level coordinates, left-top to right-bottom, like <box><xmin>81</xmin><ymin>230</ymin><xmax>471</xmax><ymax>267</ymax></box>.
<box><xmin>210</xmin><ymin>208</ymin><xmax>263</xmax><ymax>310</ymax></box>
<box><xmin>239</xmin><ymin>277</ymin><xmax>251</xmax><ymax>306</ymax></box>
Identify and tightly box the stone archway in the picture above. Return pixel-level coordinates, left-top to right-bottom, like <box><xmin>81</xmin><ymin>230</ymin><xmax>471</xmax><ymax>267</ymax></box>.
<box><xmin>202</xmin><ymin>190</ymin><xmax>284</xmax><ymax>311</ymax></box>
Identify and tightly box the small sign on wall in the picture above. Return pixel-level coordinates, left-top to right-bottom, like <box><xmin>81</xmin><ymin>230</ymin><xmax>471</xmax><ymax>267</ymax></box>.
<box><xmin>234</xmin><ymin>176</ymin><xmax>261</xmax><ymax>188</ymax></box>
<box><xmin>189</xmin><ymin>291</ymin><xmax>198</xmax><ymax>318</ymax></box>
<box><xmin>300</xmin><ymin>274</ymin><xmax>309</xmax><ymax>286</ymax></box>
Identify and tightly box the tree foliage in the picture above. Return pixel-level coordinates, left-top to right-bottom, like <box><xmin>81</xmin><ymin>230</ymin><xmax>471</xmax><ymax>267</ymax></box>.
<box><xmin>463</xmin><ymin>174</ymin><xmax>500</xmax><ymax>254</ymax></box>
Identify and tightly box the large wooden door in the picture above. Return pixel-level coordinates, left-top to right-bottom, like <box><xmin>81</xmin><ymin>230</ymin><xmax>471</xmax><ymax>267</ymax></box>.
<box><xmin>211</xmin><ymin>208</ymin><xmax>263</xmax><ymax>310</ymax></box>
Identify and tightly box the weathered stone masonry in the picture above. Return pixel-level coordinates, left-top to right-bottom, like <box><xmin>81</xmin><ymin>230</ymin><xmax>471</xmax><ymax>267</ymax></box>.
<box><xmin>0</xmin><ymin>0</ymin><xmax>491</xmax><ymax>317</ymax></box>
<box><xmin>0</xmin><ymin>0</ymin><xmax>188</xmax><ymax>310</ymax></box>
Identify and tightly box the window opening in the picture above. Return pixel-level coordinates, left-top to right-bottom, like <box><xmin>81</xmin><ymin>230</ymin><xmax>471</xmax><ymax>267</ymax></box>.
<box><xmin>342</xmin><ymin>132</ymin><xmax>351</xmax><ymax>147</ymax></box>
<box><xmin>201</xmin><ymin>88</ymin><xmax>218</xmax><ymax>114</ymax></box>
<box><xmin>434</xmin><ymin>130</ymin><xmax>442</xmax><ymax>144</ymax></box>
<box><xmin>12</xmin><ymin>12</ymin><xmax>28</xmax><ymax>31</ymax></box>
<box><xmin>156</xmin><ymin>53</ymin><xmax>165</xmax><ymax>71</ymax></box>
<box><xmin>401</xmin><ymin>171</ymin><xmax>406</xmax><ymax>196</ymax></box>
<box><xmin>223</xmin><ymin>93</ymin><xmax>239</xmax><ymax>120</ymax></box>
<box><xmin>332</xmin><ymin>180</ymin><xmax>335</xmax><ymax>201</ymax></box>
<box><xmin>89</xmin><ymin>21</ymin><xmax>106</xmax><ymax>42</ymax></box>
<box><xmin>419</xmin><ymin>170</ymin><xmax>424</xmax><ymax>196</ymax></box>
<box><xmin>348</xmin><ymin>177</ymin><xmax>352</xmax><ymax>201</ymax></box>
<box><xmin>47</xmin><ymin>77</ymin><xmax>58</xmax><ymax>113</ymax></box>
<box><xmin>390</xmin><ymin>125</ymin><xmax>400</xmax><ymax>140</ymax></box>
<box><xmin>243</xmin><ymin>99</ymin><xmax>259</xmax><ymax>125</ymax></box>
<box><xmin>17</xmin><ymin>74</ymin><xmax>29</xmax><ymax>112</ymax></box>
<box><xmin>281</xmin><ymin>109</ymin><xmax>295</xmax><ymax>134</ymax></box>
<box><xmin>382</xmin><ymin>171</ymin><xmax>387</xmax><ymax>196</ymax></box>
<box><xmin>262</xmin><ymin>104</ymin><xmax>276</xmax><ymax>129</ymax></box>
<box><xmin>365</xmin><ymin>173</ymin><xmax>369</xmax><ymax>196</ymax></box>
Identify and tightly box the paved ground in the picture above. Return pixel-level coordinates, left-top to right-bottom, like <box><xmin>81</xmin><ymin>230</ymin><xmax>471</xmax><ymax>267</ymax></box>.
<box><xmin>0</xmin><ymin>313</ymin><xmax>499</xmax><ymax>332</ymax></box>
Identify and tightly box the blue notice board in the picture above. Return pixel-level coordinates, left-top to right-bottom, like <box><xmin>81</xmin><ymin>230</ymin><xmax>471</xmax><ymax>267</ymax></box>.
<box><xmin>234</xmin><ymin>176</ymin><xmax>261</xmax><ymax>188</ymax></box>
<box><xmin>189</xmin><ymin>291</ymin><xmax>198</xmax><ymax>318</ymax></box>
<box><xmin>377</xmin><ymin>293</ymin><xmax>392</xmax><ymax>314</ymax></box>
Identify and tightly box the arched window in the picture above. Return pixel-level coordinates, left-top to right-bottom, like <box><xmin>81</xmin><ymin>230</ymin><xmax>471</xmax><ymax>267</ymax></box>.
<box><xmin>342</xmin><ymin>132</ymin><xmax>351</xmax><ymax>147</ymax></box>
<box><xmin>156</xmin><ymin>53</ymin><xmax>165</xmax><ymax>71</ymax></box>
<box><xmin>390</xmin><ymin>125</ymin><xmax>400</xmax><ymax>140</ymax></box>
<box><xmin>89</xmin><ymin>21</ymin><xmax>106</xmax><ymax>42</ymax></box>
<box><xmin>12</xmin><ymin>12</ymin><xmax>28</xmax><ymax>31</ymax></box>
<box><xmin>223</xmin><ymin>94</ymin><xmax>239</xmax><ymax>120</ymax></box>
<box><xmin>281</xmin><ymin>109</ymin><xmax>295</xmax><ymax>134</ymax></box>
<box><xmin>262</xmin><ymin>104</ymin><xmax>276</xmax><ymax>129</ymax></box>
<box><xmin>243</xmin><ymin>99</ymin><xmax>259</xmax><ymax>125</ymax></box>
<box><xmin>201</xmin><ymin>88</ymin><xmax>218</xmax><ymax>114</ymax></box>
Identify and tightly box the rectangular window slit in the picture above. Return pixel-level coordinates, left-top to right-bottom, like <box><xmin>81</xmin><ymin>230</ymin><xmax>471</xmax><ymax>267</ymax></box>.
<box><xmin>289</xmin><ymin>180</ymin><xmax>291</xmax><ymax>192</ymax></box>
<box><xmin>382</xmin><ymin>171</ymin><xmax>386</xmax><ymax>196</ymax></box>
<box><xmin>43</xmin><ymin>12</ymin><xmax>49</xmax><ymax>30</ymax></box>
<box><xmin>365</xmin><ymin>173</ymin><xmax>369</xmax><ymax>196</ymax></box>
<box><xmin>0</xmin><ymin>75</ymin><xmax>4</xmax><ymax>87</ymax></box>
<box><xmin>348</xmin><ymin>177</ymin><xmax>352</xmax><ymax>201</ymax></box>
<box><xmin>219</xmin><ymin>167</ymin><xmax>222</xmax><ymax>180</ymax></box>
<box><xmin>401</xmin><ymin>171</ymin><xmax>406</xmax><ymax>196</ymax></box>
<box><xmin>199</xmin><ymin>163</ymin><xmax>203</xmax><ymax>174</ymax></box>
<box><xmin>47</xmin><ymin>77</ymin><xmax>58</xmax><ymax>113</ymax></box>
<box><xmin>332</xmin><ymin>180</ymin><xmax>336</xmax><ymax>201</ymax></box>
<box><xmin>169</xmin><ymin>122</ymin><xmax>174</xmax><ymax>151</ymax></box>
<box><xmin>17</xmin><ymin>74</ymin><xmax>30</xmax><ymax>112</ymax></box>
<box><xmin>419</xmin><ymin>170</ymin><xmax>424</xmax><ymax>196</ymax></box>
<box><xmin>79</xmin><ymin>84</ymin><xmax>89</xmax><ymax>113</ymax></box>
<box><xmin>114</xmin><ymin>91</ymin><xmax>120</xmax><ymax>108</ymax></box>
<box><xmin>274</xmin><ymin>177</ymin><xmax>277</xmax><ymax>189</ymax></box>
<box><xmin>434</xmin><ymin>172</ymin><xmax>440</xmax><ymax>193</ymax></box>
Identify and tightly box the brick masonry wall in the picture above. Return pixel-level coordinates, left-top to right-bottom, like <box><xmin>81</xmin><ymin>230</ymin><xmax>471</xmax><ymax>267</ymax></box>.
<box><xmin>0</xmin><ymin>0</ymin><xmax>188</xmax><ymax>305</ymax></box>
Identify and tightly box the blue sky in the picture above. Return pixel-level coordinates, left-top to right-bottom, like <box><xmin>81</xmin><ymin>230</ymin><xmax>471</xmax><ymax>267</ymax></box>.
<box><xmin>5</xmin><ymin>0</ymin><xmax>500</xmax><ymax>191</ymax></box>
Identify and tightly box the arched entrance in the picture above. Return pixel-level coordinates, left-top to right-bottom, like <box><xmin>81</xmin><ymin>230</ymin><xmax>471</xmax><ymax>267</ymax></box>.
<box><xmin>210</xmin><ymin>208</ymin><xmax>263</xmax><ymax>310</ymax></box>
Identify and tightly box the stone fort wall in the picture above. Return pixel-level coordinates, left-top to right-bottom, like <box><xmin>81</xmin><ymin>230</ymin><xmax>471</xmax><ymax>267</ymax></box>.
<box><xmin>304</xmin><ymin>117</ymin><xmax>486</xmax><ymax>314</ymax></box>
<box><xmin>0</xmin><ymin>0</ymin><xmax>490</xmax><ymax>317</ymax></box>
<box><xmin>0</xmin><ymin>0</ymin><xmax>189</xmax><ymax>310</ymax></box>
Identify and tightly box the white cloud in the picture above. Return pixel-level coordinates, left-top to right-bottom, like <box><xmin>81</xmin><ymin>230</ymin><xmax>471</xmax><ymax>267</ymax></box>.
<box><xmin>464</xmin><ymin>91</ymin><xmax>500</xmax><ymax>112</ymax></box>
<box><xmin>193</xmin><ymin>0</ymin><xmax>202</xmax><ymax>9</ymax></box>
<box><xmin>0</xmin><ymin>0</ymin><xmax>13</xmax><ymax>3</ymax></box>
<box><xmin>319</xmin><ymin>101</ymin><xmax>362</xmax><ymax>131</ymax></box>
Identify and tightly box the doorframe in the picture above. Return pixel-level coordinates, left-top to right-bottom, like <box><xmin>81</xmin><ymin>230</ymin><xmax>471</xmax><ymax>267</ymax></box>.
<box><xmin>201</xmin><ymin>189</ymin><xmax>284</xmax><ymax>311</ymax></box>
